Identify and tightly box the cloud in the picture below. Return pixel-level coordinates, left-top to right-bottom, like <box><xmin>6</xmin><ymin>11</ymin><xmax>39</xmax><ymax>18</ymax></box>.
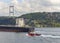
<box><xmin>48</xmin><ymin>0</ymin><xmax>60</xmax><ymax>4</ymax></box>
<box><xmin>0</xmin><ymin>0</ymin><xmax>60</xmax><ymax>16</ymax></box>
<box><xmin>0</xmin><ymin>2</ymin><xmax>7</xmax><ymax>9</ymax></box>
<box><xmin>0</xmin><ymin>2</ymin><xmax>9</xmax><ymax>16</ymax></box>
<box><xmin>11</xmin><ymin>0</ymin><xmax>18</xmax><ymax>5</ymax></box>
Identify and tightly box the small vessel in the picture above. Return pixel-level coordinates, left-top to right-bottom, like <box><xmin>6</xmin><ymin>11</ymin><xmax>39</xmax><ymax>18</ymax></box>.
<box><xmin>26</xmin><ymin>32</ymin><xmax>41</xmax><ymax>37</ymax></box>
<box><xmin>0</xmin><ymin>25</ymin><xmax>34</xmax><ymax>32</ymax></box>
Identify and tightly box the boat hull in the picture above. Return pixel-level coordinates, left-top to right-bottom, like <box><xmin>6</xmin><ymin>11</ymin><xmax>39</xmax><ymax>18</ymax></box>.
<box><xmin>0</xmin><ymin>26</ymin><xmax>34</xmax><ymax>32</ymax></box>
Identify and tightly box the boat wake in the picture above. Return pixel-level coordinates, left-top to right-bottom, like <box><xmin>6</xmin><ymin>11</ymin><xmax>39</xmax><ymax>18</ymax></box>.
<box><xmin>26</xmin><ymin>31</ymin><xmax>60</xmax><ymax>38</ymax></box>
<box><xmin>41</xmin><ymin>35</ymin><xmax>60</xmax><ymax>38</ymax></box>
<box><xmin>26</xmin><ymin>34</ymin><xmax>60</xmax><ymax>38</ymax></box>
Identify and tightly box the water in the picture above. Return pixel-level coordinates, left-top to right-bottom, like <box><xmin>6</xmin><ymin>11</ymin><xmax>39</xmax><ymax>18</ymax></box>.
<box><xmin>0</xmin><ymin>28</ymin><xmax>60</xmax><ymax>43</ymax></box>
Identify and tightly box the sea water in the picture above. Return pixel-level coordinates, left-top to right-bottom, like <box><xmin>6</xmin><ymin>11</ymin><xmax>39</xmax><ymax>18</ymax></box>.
<box><xmin>0</xmin><ymin>28</ymin><xmax>60</xmax><ymax>43</ymax></box>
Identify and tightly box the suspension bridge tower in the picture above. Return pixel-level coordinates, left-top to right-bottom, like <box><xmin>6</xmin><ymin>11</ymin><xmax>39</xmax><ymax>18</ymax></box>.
<box><xmin>9</xmin><ymin>5</ymin><xmax>14</xmax><ymax>17</ymax></box>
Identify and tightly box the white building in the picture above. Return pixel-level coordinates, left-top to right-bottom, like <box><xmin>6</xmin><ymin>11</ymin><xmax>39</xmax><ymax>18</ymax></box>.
<box><xmin>16</xmin><ymin>18</ymin><xmax>25</xmax><ymax>27</ymax></box>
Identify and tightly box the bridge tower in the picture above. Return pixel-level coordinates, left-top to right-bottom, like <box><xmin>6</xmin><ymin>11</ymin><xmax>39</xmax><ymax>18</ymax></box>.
<box><xmin>9</xmin><ymin>6</ymin><xmax>14</xmax><ymax>17</ymax></box>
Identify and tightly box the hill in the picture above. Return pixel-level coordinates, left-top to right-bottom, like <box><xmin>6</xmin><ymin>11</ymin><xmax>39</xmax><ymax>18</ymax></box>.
<box><xmin>19</xmin><ymin>12</ymin><xmax>60</xmax><ymax>27</ymax></box>
<box><xmin>0</xmin><ymin>12</ymin><xmax>60</xmax><ymax>27</ymax></box>
<box><xmin>0</xmin><ymin>16</ymin><xmax>16</xmax><ymax>25</ymax></box>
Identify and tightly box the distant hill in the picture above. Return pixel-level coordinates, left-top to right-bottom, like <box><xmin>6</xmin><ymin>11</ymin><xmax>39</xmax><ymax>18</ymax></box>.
<box><xmin>0</xmin><ymin>12</ymin><xmax>60</xmax><ymax>27</ymax></box>
<box><xmin>0</xmin><ymin>16</ymin><xmax>16</xmax><ymax>25</ymax></box>
<box><xmin>19</xmin><ymin>12</ymin><xmax>60</xmax><ymax>27</ymax></box>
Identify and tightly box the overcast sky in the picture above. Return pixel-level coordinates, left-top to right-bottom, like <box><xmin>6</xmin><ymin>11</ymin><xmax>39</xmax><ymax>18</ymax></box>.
<box><xmin>0</xmin><ymin>0</ymin><xmax>60</xmax><ymax>16</ymax></box>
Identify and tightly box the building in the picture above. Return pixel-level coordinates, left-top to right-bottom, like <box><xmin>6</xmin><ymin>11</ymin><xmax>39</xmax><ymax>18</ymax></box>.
<box><xmin>16</xmin><ymin>18</ymin><xmax>25</xmax><ymax>27</ymax></box>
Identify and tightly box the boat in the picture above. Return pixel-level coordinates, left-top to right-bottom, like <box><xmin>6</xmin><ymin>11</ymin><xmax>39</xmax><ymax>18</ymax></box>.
<box><xmin>0</xmin><ymin>25</ymin><xmax>34</xmax><ymax>32</ymax></box>
<box><xmin>26</xmin><ymin>32</ymin><xmax>41</xmax><ymax>36</ymax></box>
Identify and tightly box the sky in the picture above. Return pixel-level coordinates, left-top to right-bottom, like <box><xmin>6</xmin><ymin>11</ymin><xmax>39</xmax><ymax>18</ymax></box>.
<box><xmin>0</xmin><ymin>0</ymin><xmax>60</xmax><ymax>16</ymax></box>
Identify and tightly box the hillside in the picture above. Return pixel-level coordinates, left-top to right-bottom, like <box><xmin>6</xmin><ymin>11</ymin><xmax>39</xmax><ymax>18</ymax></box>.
<box><xmin>0</xmin><ymin>12</ymin><xmax>60</xmax><ymax>27</ymax></box>
<box><xmin>20</xmin><ymin>12</ymin><xmax>60</xmax><ymax>27</ymax></box>
<box><xmin>0</xmin><ymin>16</ymin><xmax>16</xmax><ymax>25</ymax></box>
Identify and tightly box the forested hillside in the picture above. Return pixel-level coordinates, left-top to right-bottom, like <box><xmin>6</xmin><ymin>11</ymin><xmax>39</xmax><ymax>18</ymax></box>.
<box><xmin>0</xmin><ymin>16</ymin><xmax>16</xmax><ymax>25</ymax></box>
<box><xmin>0</xmin><ymin>12</ymin><xmax>60</xmax><ymax>27</ymax></box>
<box><xmin>20</xmin><ymin>12</ymin><xmax>60</xmax><ymax>27</ymax></box>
